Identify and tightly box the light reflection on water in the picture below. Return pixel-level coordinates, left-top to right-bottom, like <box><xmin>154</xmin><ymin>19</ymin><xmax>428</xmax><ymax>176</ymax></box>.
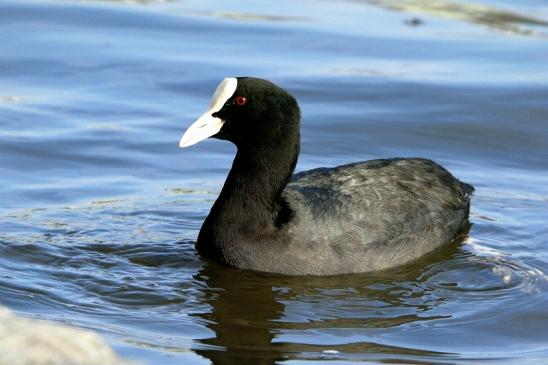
<box><xmin>1</xmin><ymin>0</ymin><xmax>548</xmax><ymax>364</ymax></box>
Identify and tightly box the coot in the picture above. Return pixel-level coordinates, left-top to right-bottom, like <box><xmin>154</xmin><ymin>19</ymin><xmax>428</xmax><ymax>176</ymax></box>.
<box><xmin>180</xmin><ymin>77</ymin><xmax>473</xmax><ymax>275</ymax></box>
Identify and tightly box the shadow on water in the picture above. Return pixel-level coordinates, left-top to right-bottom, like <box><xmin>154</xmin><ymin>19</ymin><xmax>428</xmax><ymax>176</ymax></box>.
<box><xmin>359</xmin><ymin>0</ymin><xmax>548</xmax><ymax>37</ymax></box>
<box><xmin>191</xmin><ymin>235</ymin><xmax>467</xmax><ymax>365</ymax></box>
<box><xmin>73</xmin><ymin>0</ymin><xmax>548</xmax><ymax>38</ymax></box>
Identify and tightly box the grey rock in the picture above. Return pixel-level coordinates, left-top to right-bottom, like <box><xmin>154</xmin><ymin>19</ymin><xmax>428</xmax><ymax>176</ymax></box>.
<box><xmin>0</xmin><ymin>306</ymin><xmax>137</xmax><ymax>365</ymax></box>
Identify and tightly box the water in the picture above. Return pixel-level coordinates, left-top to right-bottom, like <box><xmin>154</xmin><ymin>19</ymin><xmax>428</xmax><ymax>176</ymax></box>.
<box><xmin>1</xmin><ymin>0</ymin><xmax>547</xmax><ymax>363</ymax></box>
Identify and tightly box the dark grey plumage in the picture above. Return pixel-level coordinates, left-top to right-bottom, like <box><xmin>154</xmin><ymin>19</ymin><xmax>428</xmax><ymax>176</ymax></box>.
<box><xmin>182</xmin><ymin>77</ymin><xmax>473</xmax><ymax>275</ymax></box>
<box><xmin>279</xmin><ymin>158</ymin><xmax>472</xmax><ymax>274</ymax></box>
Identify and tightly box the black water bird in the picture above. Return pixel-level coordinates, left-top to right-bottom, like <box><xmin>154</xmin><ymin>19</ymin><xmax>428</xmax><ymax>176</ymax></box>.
<box><xmin>179</xmin><ymin>77</ymin><xmax>473</xmax><ymax>275</ymax></box>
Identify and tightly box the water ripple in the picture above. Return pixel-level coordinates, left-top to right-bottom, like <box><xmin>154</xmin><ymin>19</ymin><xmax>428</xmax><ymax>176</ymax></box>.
<box><xmin>1</xmin><ymin>0</ymin><xmax>547</xmax><ymax>363</ymax></box>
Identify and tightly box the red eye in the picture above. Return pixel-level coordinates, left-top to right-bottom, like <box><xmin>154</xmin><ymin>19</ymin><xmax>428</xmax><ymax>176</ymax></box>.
<box><xmin>235</xmin><ymin>96</ymin><xmax>247</xmax><ymax>106</ymax></box>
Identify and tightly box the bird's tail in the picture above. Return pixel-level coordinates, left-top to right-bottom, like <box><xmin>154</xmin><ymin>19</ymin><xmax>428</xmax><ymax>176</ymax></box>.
<box><xmin>460</xmin><ymin>181</ymin><xmax>474</xmax><ymax>220</ymax></box>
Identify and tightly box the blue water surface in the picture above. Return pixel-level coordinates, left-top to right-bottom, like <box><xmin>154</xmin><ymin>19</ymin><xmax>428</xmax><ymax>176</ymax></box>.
<box><xmin>1</xmin><ymin>0</ymin><xmax>548</xmax><ymax>364</ymax></box>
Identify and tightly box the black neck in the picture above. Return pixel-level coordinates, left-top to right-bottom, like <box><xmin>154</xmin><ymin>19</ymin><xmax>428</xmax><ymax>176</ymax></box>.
<box><xmin>198</xmin><ymin>134</ymin><xmax>299</xmax><ymax>254</ymax></box>
<box><xmin>217</xmin><ymin>140</ymin><xmax>298</xmax><ymax>227</ymax></box>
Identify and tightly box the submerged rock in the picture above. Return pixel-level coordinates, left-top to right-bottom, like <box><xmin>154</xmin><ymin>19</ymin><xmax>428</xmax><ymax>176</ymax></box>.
<box><xmin>0</xmin><ymin>306</ymin><xmax>136</xmax><ymax>365</ymax></box>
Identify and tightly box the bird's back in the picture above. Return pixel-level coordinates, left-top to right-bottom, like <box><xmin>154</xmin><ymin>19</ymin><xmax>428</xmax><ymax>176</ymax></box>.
<box><xmin>280</xmin><ymin>158</ymin><xmax>473</xmax><ymax>274</ymax></box>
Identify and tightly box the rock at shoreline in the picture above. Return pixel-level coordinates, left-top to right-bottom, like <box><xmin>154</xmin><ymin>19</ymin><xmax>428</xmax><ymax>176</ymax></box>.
<box><xmin>0</xmin><ymin>306</ymin><xmax>137</xmax><ymax>365</ymax></box>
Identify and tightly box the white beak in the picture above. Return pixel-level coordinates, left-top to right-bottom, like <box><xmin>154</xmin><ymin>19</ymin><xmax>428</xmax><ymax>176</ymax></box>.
<box><xmin>179</xmin><ymin>78</ymin><xmax>238</xmax><ymax>148</ymax></box>
<box><xmin>178</xmin><ymin>112</ymin><xmax>225</xmax><ymax>148</ymax></box>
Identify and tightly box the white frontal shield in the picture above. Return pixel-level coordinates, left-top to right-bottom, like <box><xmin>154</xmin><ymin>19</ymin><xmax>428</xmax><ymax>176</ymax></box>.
<box><xmin>179</xmin><ymin>78</ymin><xmax>238</xmax><ymax>148</ymax></box>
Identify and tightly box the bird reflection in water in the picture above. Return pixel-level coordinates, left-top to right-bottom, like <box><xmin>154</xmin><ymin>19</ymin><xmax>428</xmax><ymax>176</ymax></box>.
<box><xmin>191</xmin><ymin>233</ymin><xmax>468</xmax><ymax>365</ymax></box>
